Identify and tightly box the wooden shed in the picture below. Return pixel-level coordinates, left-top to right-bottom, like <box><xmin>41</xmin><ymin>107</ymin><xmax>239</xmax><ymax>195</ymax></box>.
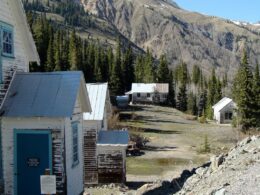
<box><xmin>83</xmin><ymin>83</ymin><xmax>112</xmax><ymax>185</ymax></box>
<box><xmin>97</xmin><ymin>131</ymin><xmax>129</xmax><ymax>183</ymax></box>
<box><xmin>0</xmin><ymin>71</ymin><xmax>91</xmax><ymax>195</ymax></box>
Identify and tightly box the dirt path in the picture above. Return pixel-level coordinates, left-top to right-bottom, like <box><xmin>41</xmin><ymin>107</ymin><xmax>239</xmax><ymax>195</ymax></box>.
<box><xmin>119</xmin><ymin>105</ymin><xmax>239</xmax><ymax>183</ymax></box>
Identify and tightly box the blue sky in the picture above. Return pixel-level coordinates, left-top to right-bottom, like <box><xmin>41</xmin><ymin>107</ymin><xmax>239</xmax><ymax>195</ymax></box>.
<box><xmin>174</xmin><ymin>0</ymin><xmax>260</xmax><ymax>23</ymax></box>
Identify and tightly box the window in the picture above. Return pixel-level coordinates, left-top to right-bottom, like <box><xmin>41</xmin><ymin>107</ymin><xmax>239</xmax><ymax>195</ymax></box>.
<box><xmin>147</xmin><ymin>93</ymin><xmax>150</xmax><ymax>98</ymax></box>
<box><xmin>0</xmin><ymin>23</ymin><xmax>14</xmax><ymax>57</ymax></box>
<box><xmin>225</xmin><ymin>112</ymin><xmax>233</xmax><ymax>120</ymax></box>
<box><xmin>137</xmin><ymin>93</ymin><xmax>141</xmax><ymax>98</ymax></box>
<box><xmin>72</xmin><ymin>122</ymin><xmax>79</xmax><ymax>167</ymax></box>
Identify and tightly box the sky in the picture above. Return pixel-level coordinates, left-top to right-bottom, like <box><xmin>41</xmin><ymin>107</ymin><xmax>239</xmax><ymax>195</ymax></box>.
<box><xmin>174</xmin><ymin>0</ymin><xmax>260</xmax><ymax>23</ymax></box>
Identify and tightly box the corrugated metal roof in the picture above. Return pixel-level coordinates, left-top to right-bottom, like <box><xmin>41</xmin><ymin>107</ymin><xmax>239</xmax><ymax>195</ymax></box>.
<box><xmin>83</xmin><ymin>83</ymin><xmax>108</xmax><ymax>121</ymax></box>
<box><xmin>97</xmin><ymin>130</ymin><xmax>129</xmax><ymax>146</ymax></box>
<box><xmin>126</xmin><ymin>83</ymin><xmax>169</xmax><ymax>94</ymax></box>
<box><xmin>212</xmin><ymin>97</ymin><xmax>233</xmax><ymax>112</ymax></box>
<box><xmin>0</xmin><ymin>71</ymin><xmax>89</xmax><ymax>117</ymax></box>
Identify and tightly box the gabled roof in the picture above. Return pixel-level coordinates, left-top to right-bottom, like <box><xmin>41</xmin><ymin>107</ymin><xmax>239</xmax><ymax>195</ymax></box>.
<box><xmin>126</xmin><ymin>83</ymin><xmax>169</xmax><ymax>94</ymax></box>
<box><xmin>97</xmin><ymin>130</ymin><xmax>129</xmax><ymax>146</ymax></box>
<box><xmin>212</xmin><ymin>97</ymin><xmax>233</xmax><ymax>112</ymax></box>
<box><xmin>0</xmin><ymin>71</ymin><xmax>91</xmax><ymax>117</ymax></box>
<box><xmin>83</xmin><ymin>83</ymin><xmax>110</xmax><ymax>121</ymax></box>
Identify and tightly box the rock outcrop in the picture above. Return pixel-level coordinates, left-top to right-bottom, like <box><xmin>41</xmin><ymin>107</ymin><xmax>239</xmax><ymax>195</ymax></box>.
<box><xmin>137</xmin><ymin>136</ymin><xmax>260</xmax><ymax>195</ymax></box>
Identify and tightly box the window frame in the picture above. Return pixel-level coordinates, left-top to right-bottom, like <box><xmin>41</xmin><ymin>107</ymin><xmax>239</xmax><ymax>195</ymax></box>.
<box><xmin>71</xmin><ymin>121</ymin><xmax>79</xmax><ymax>167</ymax></box>
<box><xmin>0</xmin><ymin>21</ymin><xmax>14</xmax><ymax>58</ymax></box>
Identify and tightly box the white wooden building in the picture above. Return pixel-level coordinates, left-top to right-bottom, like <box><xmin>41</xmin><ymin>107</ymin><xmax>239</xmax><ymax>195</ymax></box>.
<box><xmin>126</xmin><ymin>83</ymin><xmax>169</xmax><ymax>104</ymax></box>
<box><xmin>83</xmin><ymin>83</ymin><xmax>112</xmax><ymax>185</ymax></box>
<box><xmin>0</xmin><ymin>72</ymin><xmax>91</xmax><ymax>195</ymax></box>
<box><xmin>212</xmin><ymin>97</ymin><xmax>236</xmax><ymax>124</ymax></box>
<box><xmin>0</xmin><ymin>0</ymin><xmax>39</xmax><ymax>79</ymax></box>
<box><xmin>0</xmin><ymin>0</ymin><xmax>40</xmax><ymax>190</ymax></box>
<box><xmin>83</xmin><ymin>83</ymin><xmax>112</xmax><ymax>131</ymax></box>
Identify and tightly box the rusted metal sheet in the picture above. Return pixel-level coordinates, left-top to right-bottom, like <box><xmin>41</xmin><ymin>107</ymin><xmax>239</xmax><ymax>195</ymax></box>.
<box><xmin>84</xmin><ymin>129</ymin><xmax>98</xmax><ymax>185</ymax></box>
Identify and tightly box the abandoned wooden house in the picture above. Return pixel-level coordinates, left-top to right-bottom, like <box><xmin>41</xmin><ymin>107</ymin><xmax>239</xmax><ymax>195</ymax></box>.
<box><xmin>0</xmin><ymin>72</ymin><xmax>91</xmax><ymax>195</ymax></box>
<box><xmin>212</xmin><ymin>97</ymin><xmax>236</xmax><ymax>124</ymax></box>
<box><xmin>83</xmin><ymin>83</ymin><xmax>112</xmax><ymax>185</ymax></box>
<box><xmin>126</xmin><ymin>83</ymin><xmax>169</xmax><ymax>104</ymax></box>
<box><xmin>97</xmin><ymin>130</ymin><xmax>129</xmax><ymax>183</ymax></box>
<box><xmin>83</xmin><ymin>83</ymin><xmax>129</xmax><ymax>185</ymax></box>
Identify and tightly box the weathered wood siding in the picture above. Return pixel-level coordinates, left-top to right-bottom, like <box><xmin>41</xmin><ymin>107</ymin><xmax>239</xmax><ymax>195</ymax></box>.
<box><xmin>83</xmin><ymin>129</ymin><xmax>98</xmax><ymax>185</ymax></box>
<box><xmin>64</xmin><ymin>95</ymin><xmax>84</xmax><ymax>195</ymax></box>
<box><xmin>97</xmin><ymin>146</ymin><xmax>126</xmax><ymax>183</ymax></box>
<box><xmin>1</xmin><ymin>117</ymin><xmax>64</xmax><ymax>194</ymax></box>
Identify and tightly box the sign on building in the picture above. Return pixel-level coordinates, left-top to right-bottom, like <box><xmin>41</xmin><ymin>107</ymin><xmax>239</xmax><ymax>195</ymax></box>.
<box><xmin>40</xmin><ymin>175</ymin><xmax>56</xmax><ymax>194</ymax></box>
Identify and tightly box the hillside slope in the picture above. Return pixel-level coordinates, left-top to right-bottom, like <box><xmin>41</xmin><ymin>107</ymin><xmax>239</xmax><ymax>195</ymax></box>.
<box><xmin>80</xmin><ymin>0</ymin><xmax>260</xmax><ymax>76</ymax></box>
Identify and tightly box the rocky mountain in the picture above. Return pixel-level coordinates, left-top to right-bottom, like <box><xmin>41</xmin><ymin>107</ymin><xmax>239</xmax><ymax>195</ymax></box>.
<box><xmin>136</xmin><ymin>135</ymin><xmax>260</xmax><ymax>195</ymax></box>
<box><xmin>80</xmin><ymin>0</ymin><xmax>260</xmax><ymax>77</ymax></box>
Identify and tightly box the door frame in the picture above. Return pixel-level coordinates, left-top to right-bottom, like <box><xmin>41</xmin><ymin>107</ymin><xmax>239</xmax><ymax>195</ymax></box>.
<box><xmin>13</xmin><ymin>129</ymin><xmax>52</xmax><ymax>195</ymax></box>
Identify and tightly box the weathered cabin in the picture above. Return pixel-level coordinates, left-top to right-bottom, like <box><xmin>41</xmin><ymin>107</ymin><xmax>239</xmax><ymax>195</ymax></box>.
<box><xmin>0</xmin><ymin>72</ymin><xmax>91</xmax><ymax>195</ymax></box>
<box><xmin>83</xmin><ymin>83</ymin><xmax>112</xmax><ymax>185</ymax></box>
<box><xmin>212</xmin><ymin>97</ymin><xmax>236</xmax><ymax>124</ymax></box>
<box><xmin>126</xmin><ymin>83</ymin><xmax>169</xmax><ymax>104</ymax></box>
<box><xmin>97</xmin><ymin>131</ymin><xmax>129</xmax><ymax>183</ymax></box>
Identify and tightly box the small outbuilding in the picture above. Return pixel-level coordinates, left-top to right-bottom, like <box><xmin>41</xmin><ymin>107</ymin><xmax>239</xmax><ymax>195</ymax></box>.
<box><xmin>212</xmin><ymin>97</ymin><xmax>236</xmax><ymax>124</ymax></box>
<box><xmin>0</xmin><ymin>71</ymin><xmax>91</xmax><ymax>195</ymax></box>
<box><xmin>83</xmin><ymin>83</ymin><xmax>112</xmax><ymax>185</ymax></box>
<box><xmin>126</xmin><ymin>83</ymin><xmax>169</xmax><ymax>104</ymax></box>
<box><xmin>97</xmin><ymin>131</ymin><xmax>129</xmax><ymax>183</ymax></box>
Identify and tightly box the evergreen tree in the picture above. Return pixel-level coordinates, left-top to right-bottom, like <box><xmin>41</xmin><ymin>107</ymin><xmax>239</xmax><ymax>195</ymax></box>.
<box><xmin>134</xmin><ymin>55</ymin><xmax>144</xmax><ymax>82</ymax></box>
<box><xmin>232</xmin><ymin>51</ymin><xmax>255</xmax><ymax>130</ymax></box>
<box><xmin>122</xmin><ymin>46</ymin><xmax>134</xmax><ymax>92</ymax></box>
<box><xmin>157</xmin><ymin>55</ymin><xmax>169</xmax><ymax>83</ymax></box>
<box><xmin>45</xmin><ymin>33</ymin><xmax>54</xmax><ymax>71</ymax></box>
<box><xmin>143</xmin><ymin>49</ymin><xmax>155</xmax><ymax>83</ymax></box>
<box><xmin>168</xmin><ymin>71</ymin><xmax>176</xmax><ymax>107</ymax></box>
<box><xmin>253</xmin><ymin>64</ymin><xmax>260</xmax><ymax>126</ymax></box>
<box><xmin>69</xmin><ymin>30</ymin><xmax>78</xmax><ymax>70</ymax></box>
<box><xmin>176</xmin><ymin>62</ymin><xmax>188</xmax><ymax>112</ymax></box>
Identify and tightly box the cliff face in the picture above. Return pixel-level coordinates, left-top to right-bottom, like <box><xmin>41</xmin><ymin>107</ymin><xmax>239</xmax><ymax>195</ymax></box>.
<box><xmin>80</xmin><ymin>0</ymin><xmax>260</xmax><ymax>76</ymax></box>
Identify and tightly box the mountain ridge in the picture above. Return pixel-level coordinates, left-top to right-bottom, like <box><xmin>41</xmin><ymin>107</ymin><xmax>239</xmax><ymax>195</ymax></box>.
<box><xmin>80</xmin><ymin>0</ymin><xmax>260</xmax><ymax>77</ymax></box>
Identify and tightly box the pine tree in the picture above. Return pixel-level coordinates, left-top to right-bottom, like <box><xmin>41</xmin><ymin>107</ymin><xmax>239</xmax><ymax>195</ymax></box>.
<box><xmin>143</xmin><ymin>49</ymin><xmax>155</xmax><ymax>83</ymax></box>
<box><xmin>122</xmin><ymin>46</ymin><xmax>134</xmax><ymax>92</ymax></box>
<box><xmin>232</xmin><ymin>51</ymin><xmax>255</xmax><ymax>130</ymax></box>
<box><xmin>157</xmin><ymin>55</ymin><xmax>169</xmax><ymax>83</ymax></box>
<box><xmin>134</xmin><ymin>55</ymin><xmax>144</xmax><ymax>82</ymax></box>
<box><xmin>176</xmin><ymin>62</ymin><xmax>188</xmax><ymax>112</ymax></box>
<box><xmin>69</xmin><ymin>30</ymin><xmax>78</xmax><ymax>70</ymax></box>
<box><xmin>45</xmin><ymin>33</ymin><xmax>54</xmax><ymax>71</ymax></box>
<box><xmin>168</xmin><ymin>71</ymin><xmax>176</xmax><ymax>107</ymax></box>
<box><xmin>253</xmin><ymin>64</ymin><xmax>260</xmax><ymax>126</ymax></box>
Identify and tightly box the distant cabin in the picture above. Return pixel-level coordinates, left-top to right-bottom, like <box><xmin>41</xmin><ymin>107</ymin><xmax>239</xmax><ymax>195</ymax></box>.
<box><xmin>212</xmin><ymin>97</ymin><xmax>236</xmax><ymax>124</ymax></box>
<box><xmin>126</xmin><ymin>83</ymin><xmax>169</xmax><ymax>104</ymax></box>
<box><xmin>0</xmin><ymin>72</ymin><xmax>91</xmax><ymax>195</ymax></box>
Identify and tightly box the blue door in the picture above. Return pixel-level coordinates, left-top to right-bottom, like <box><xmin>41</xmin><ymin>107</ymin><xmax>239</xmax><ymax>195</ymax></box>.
<box><xmin>15</xmin><ymin>130</ymin><xmax>52</xmax><ymax>195</ymax></box>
